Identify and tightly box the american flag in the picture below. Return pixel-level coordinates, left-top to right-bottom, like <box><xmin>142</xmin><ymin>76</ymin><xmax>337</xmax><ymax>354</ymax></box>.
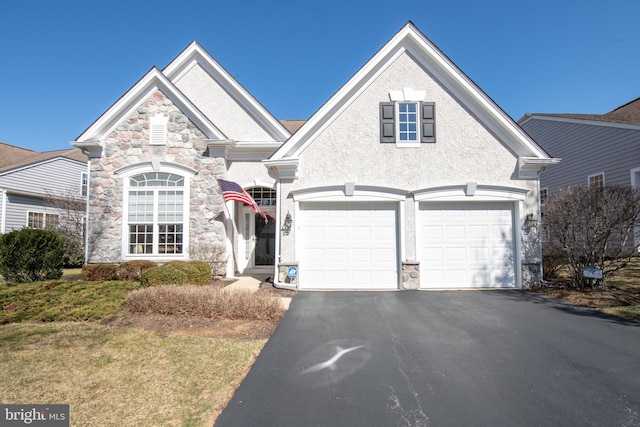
<box><xmin>216</xmin><ymin>178</ymin><xmax>267</xmax><ymax>221</ymax></box>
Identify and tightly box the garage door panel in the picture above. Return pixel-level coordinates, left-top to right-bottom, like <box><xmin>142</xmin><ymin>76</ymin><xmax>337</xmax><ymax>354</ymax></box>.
<box><xmin>420</xmin><ymin>202</ymin><xmax>516</xmax><ymax>288</ymax></box>
<box><xmin>442</xmin><ymin>225</ymin><xmax>464</xmax><ymax>240</ymax></box>
<box><xmin>300</xmin><ymin>202</ymin><xmax>398</xmax><ymax>289</ymax></box>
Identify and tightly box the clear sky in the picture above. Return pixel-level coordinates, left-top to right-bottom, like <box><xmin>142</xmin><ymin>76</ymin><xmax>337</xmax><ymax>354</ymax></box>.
<box><xmin>1</xmin><ymin>0</ymin><xmax>639</xmax><ymax>152</ymax></box>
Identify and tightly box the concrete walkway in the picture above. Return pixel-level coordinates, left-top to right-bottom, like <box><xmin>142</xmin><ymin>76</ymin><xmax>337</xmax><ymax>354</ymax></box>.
<box><xmin>225</xmin><ymin>276</ymin><xmax>292</xmax><ymax>310</ymax></box>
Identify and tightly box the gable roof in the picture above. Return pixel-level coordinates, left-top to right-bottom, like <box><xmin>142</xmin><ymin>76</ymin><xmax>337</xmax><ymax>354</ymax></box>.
<box><xmin>519</xmin><ymin>97</ymin><xmax>640</xmax><ymax>127</ymax></box>
<box><xmin>0</xmin><ymin>142</ymin><xmax>38</xmax><ymax>169</ymax></box>
<box><xmin>0</xmin><ymin>146</ymin><xmax>85</xmax><ymax>174</ymax></box>
<box><xmin>268</xmin><ymin>22</ymin><xmax>554</xmax><ymax>165</ymax></box>
<box><xmin>164</xmin><ymin>41</ymin><xmax>290</xmax><ymax>142</ymax></box>
<box><xmin>74</xmin><ymin>67</ymin><xmax>226</xmax><ymax>143</ymax></box>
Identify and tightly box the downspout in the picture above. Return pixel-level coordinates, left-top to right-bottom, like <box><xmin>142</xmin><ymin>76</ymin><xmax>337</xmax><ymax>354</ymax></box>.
<box><xmin>1</xmin><ymin>189</ymin><xmax>6</xmax><ymax>233</ymax></box>
<box><xmin>84</xmin><ymin>161</ymin><xmax>90</xmax><ymax>265</ymax></box>
<box><xmin>272</xmin><ymin>178</ymin><xmax>296</xmax><ymax>290</ymax></box>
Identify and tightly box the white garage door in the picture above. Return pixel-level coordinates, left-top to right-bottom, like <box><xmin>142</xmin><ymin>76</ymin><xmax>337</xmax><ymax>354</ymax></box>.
<box><xmin>420</xmin><ymin>202</ymin><xmax>516</xmax><ymax>288</ymax></box>
<box><xmin>299</xmin><ymin>202</ymin><xmax>399</xmax><ymax>289</ymax></box>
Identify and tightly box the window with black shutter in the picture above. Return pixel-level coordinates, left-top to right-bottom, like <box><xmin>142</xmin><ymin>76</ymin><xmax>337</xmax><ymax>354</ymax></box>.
<box><xmin>379</xmin><ymin>101</ymin><xmax>436</xmax><ymax>145</ymax></box>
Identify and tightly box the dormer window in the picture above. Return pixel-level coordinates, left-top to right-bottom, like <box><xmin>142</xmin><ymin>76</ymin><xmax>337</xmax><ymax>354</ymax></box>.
<box><xmin>149</xmin><ymin>114</ymin><xmax>168</xmax><ymax>145</ymax></box>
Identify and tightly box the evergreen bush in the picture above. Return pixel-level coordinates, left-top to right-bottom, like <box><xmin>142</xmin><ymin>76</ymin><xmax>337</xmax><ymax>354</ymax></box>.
<box><xmin>0</xmin><ymin>228</ymin><xmax>65</xmax><ymax>283</ymax></box>
<box><xmin>81</xmin><ymin>264</ymin><xmax>120</xmax><ymax>281</ymax></box>
<box><xmin>116</xmin><ymin>260</ymin><xmax>158</xmax><ymax>281</ymax></box>
<box><xmin>164</xmin><ymin>260</ymin><xmax>211</xmax><ymax>286</ymax></box>
<box><xmin>140</xmin><ymin>265</ymin><xmax>187</xmax><ymax>287</ymax></box>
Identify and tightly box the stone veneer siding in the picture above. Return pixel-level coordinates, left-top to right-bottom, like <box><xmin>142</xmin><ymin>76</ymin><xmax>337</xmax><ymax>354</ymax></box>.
<box><xmin>87</xmin><ymin>90</ymin><xmax>227</xmax><ymax>263</ymax></box>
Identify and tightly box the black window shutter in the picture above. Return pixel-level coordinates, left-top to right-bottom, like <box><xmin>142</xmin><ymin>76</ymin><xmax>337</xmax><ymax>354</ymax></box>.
<box><xmin>380</xmin><ymin>102</ymin><xmax>395</xmax><ymax>143</ymax></box>
<box><xmin>421</xmin><ymin>102</ymin><xmax>435</xmax><ymax>143</ymax></box>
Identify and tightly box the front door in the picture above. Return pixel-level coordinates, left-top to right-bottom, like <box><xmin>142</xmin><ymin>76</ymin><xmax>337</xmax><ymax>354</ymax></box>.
<box><xmin>239</xmin><ymin>206</ymin><xmax>275</xmax><ymax>272</ymax></box>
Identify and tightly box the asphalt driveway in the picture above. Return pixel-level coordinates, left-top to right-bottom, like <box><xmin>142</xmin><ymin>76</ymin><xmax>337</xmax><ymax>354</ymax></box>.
<box><xmin>215</xmin><ymin>291</ymin><xmax>640</xmax><ymax>426</ymax></box>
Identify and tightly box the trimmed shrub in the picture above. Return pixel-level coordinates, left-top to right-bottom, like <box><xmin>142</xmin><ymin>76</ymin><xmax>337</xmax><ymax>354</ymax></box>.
<box><xmin>125</xmin><ymin>285</ymin><xmax>283</xmax><ymax>320</ymax></box>
<box><xmin>117</xmin><ymin>260</ymin><xmax>158</xmax><ymax>281</ymax></box>
<box><xmin>164</xmin><ymin>260</ymin><xmax>211</xmax><ymax>286</ymax></box>
<box><xmin>140</xmin><ymin>266</ymin><xmax>187</xmax><ymax>287</ymax></box>
<box><xmin>81</xmin><ymin>264</ymin><xmax>119</xmax><ymax>281</ymax></box>
<box><xmin>0</xmin><ymin>228</ymin><xmax>65</xmax><ymax>283</ymax></box>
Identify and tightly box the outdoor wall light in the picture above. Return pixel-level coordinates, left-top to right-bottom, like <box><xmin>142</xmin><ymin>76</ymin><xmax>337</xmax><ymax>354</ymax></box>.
<box><xmin>282</xmin><ymin>212</ymin><xmax>293</xmax><ymax>235</ymax></box>
<box><xmin>524</xmin><ymin>212</ymin><xmax>538</xmax><ymax>233</ymax></box>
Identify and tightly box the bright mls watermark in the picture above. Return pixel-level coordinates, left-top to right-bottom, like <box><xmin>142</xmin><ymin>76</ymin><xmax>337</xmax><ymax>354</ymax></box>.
<box><xmin>1</xmin><ymin>405</ymin><xmax>69</xmax><ymax>426</ymax></box>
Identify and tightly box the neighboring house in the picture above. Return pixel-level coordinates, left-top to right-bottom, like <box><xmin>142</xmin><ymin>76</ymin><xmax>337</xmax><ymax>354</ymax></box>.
<box><xmin>0</xmin><ymin>143</ymin><xmax>87</xmax><ymax>233</ymax></box>
<box><xmin>519</xmin><ymin>97</ymin><xmax>640</xmax><ymax>202</ymax></box>
<box><xmin>72</xmin><ymin>22</ymin><xmax>558</xmax><ymax>289</ymax></box>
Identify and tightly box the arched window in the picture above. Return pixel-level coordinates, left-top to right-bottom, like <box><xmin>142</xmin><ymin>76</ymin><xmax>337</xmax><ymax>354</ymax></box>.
<box><xmin>127</xmin><ymin>172</ymin><xmax>185</xmax><ymax>255</ymax></box>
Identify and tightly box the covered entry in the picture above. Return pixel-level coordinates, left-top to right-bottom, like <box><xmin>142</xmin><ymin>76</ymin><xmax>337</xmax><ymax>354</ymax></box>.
<box><xmin>237</xmin><ymin>187</ymin><xmax>276</xmax><ymax>273</ymax></box>
<box><xmin>298</xmin><ymin>201</ymin><xmax>399</xmax><ymax>289</ymax></box>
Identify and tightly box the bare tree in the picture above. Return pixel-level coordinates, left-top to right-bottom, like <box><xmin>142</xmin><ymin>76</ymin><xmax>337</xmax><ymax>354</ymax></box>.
<box><xmin>44</xmin><ymin>187</ymin><xmax>87</xmax><ymax>266</ymax></box>
<box><xmin>543</xmin><ymin>185</ymin><xmax>640</xmax><ymax>289</ymax></box>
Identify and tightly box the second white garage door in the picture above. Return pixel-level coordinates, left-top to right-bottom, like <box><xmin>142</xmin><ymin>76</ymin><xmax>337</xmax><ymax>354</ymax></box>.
<box><xmin>419</xmin><ymin>202</ymin><xmax>516</xmax><ymax>289</ymax></box>
<box><xmin>299</xmin><ymin>202</ymin><xmax>399</xmax><ymax>289</ymax></box>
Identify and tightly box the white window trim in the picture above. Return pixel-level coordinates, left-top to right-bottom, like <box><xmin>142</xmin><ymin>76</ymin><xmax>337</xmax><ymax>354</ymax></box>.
<box><xmin>81</xmin><ymin>172</ymin><xmax>88</xmax><ymax>197</ymax></box>
<box><xmin>396</xmin><ymin>102</ymin><xmax>420</xmax><ymax>147</ymax></box>
<box><xmin>540</xmin><ymin>187</ymin><xmax>548</xmax><ymax>205</ymax></box>
<box><xmin>588</xmin><ymin>172</ymin><xmax>605</xmax><ymax>187</ymax></box>
<box><xmin>119</xmin><ymin>163</ymin><xmax>193</xmax><ymax>261</ymax></box>
<box><xmin>26</xmin><ymin>210</ymin><xmax>59</xmax><ymax>229</ymax></box>
<box><xmin>390</xmin><ymin>88</ymin><xmax>426</xmax><ymax>148</ymax></box>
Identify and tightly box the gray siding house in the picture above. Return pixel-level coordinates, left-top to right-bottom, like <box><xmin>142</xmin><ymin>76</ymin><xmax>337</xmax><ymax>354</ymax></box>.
<box><xmin>73</xmin><ymin>22</ymin><xmax>557</xmax><ymax>289</ymax></box>
<box><xmin>0</xmin><ymin>143</ymin><xmax>87</xmax><ymax>233</ymax></box>
<box><xmin>519</xmin><ymin>97</ymin><xmax>640</xmax><ymax>200</ymax></box>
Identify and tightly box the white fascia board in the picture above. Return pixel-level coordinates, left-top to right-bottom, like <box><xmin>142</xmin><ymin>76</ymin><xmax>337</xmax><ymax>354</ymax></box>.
<box><xmin>400</xmin><ymin>30</ymin><xmax>550</xmax><ymax>159</ymax></box>
<box><xmin>77</xmin><ymin>68</ymin><xmax>226</xmax><ymax>143</ymax></box>
<box><xmin>517</xmin><ymin>157</ymin><xmax>562</xmax><ymax>179</ymax></box>
<box><xmin>164</xmin><ymin>42</ymin><xmax>291</xmax><ymax>142</ymax></box>
<box><xmin>208</xmin><ymin>140</ymin><xmax>282</xmax><ymax>161</ymax></box>
<box><xmin>263</xmin><ymin>158</ymin><xmax>299</xmax><ymax>181</ymax></box>
<box><xmin>270</xmin><ymin>43</ymin><xmax>405</xmax><ymax>161</ymax></box>
<box><xmin>271</xmin><ymin>23</ymin><xmax>550</xmax><ymax>162</ymax></box>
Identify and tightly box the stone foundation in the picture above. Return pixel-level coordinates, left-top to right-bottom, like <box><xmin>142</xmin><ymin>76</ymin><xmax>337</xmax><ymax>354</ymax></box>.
<box><xmin>278</xmin><ymin>261</ymin><xmax>299</xmax><ymax>286</ymax></box>
<box><xmin>402</xmin><ymin>261</ymin><xmax>420</xmax><ymax>290</ymax></box>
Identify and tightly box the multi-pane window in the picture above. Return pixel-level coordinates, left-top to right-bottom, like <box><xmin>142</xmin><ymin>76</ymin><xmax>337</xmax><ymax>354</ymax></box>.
<box><xmin>398</xmin><ymin>103</ymin><xmax>418</xmax><ymax>142</ymax></box>
<box><xmin>27</xmin><ymin>212</ymin><xmax>59</xmax><ymax>229</ymax></box>
<box><xmin>540</xmin><ymin>188</ymin><xmax>548</xmax><ymax>206</ymax></box>
<box><xmin>81</xmin><ymin>172</ymin><xmax>88</xmax><ymax>197</ymax></box>
<box><xmin>127</xmin><ymin>172</ymin><xmax>184</xmax><ymax>255</ymax></box>
<box><xmin>247</xmin><ymin>187</ymin><xmax>276</xmax><ymax>206</ymax></box>
<box><xmin>588</xmin><ymin>173</ymin><xmax>605</xmax><ymax>188</ymax></box>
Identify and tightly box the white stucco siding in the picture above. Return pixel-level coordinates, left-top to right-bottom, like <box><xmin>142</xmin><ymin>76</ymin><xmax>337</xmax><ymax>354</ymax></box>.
<box><xmin>173</xmin><ymin>64</ymin><xmax>275</xmax><ymax>143</ymax></box>
<box><xmin>226</xmin><ymin>162</ymin><xmax>276</xmax><ymax>189</ymax></box>
<box><xmin>294</xmin><ymin>52</ymin><xmax>519</xmax><ymax>190</ymax></box>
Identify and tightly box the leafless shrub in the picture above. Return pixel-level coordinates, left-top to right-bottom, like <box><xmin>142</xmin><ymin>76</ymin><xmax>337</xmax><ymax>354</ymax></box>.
<box><xmin>44</xmin><ymin>187</ymin><xmax>87</xmax><ymax>267</ymax></box>
<box><xmin>125</xmin><ymin>286</ymin><xmax>283</xmax><ymax>320</ymax></box>
<box><xmin>543</xmin><ymin>185</ymin><xmax>640</xmax><ymax>289</ymax></box>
